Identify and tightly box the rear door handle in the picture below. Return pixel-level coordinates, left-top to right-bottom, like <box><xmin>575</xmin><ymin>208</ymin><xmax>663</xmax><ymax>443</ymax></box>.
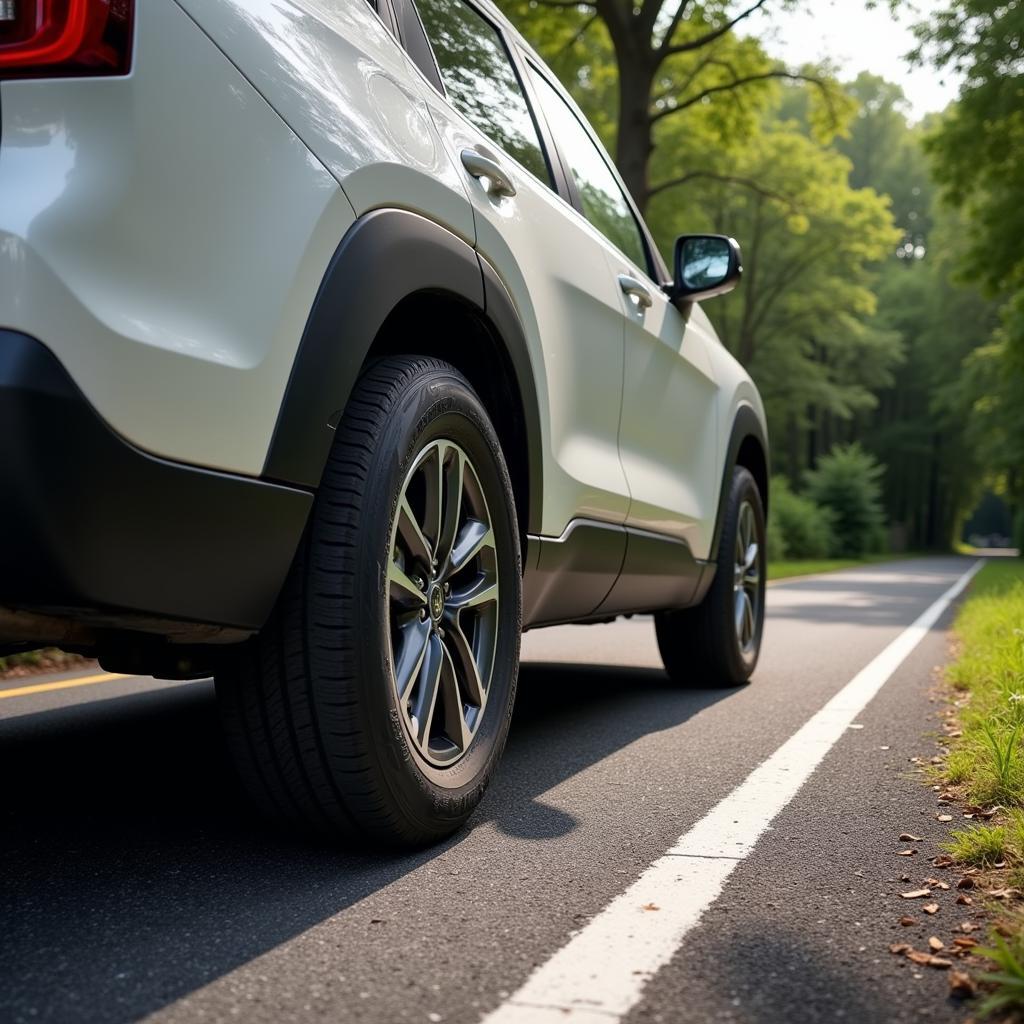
<box><xmin>618</xmin><ymin>273</ymin><xmax>653</xmax><ymax>309</ymax></box>
<box><xmin>460</xmin><ymin>148</ymin><xmax>517</xmax><ymax>198</ymax></box>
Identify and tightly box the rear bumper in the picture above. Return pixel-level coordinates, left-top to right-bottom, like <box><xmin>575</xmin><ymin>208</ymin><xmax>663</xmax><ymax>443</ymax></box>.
<box><xmin>0</xmin><ymin>331</ymin><xmax>312</xmax><ymax>636</ymax></box>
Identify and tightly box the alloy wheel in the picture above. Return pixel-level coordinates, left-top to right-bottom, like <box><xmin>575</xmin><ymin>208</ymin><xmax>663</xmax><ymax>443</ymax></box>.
<box><xmin>733</xmin><ymin>500</ymin><xmax>761</xmax><ymax>655</ymax></box>
<box><xmin>387</xmin><ymin>439</ymin><xmax>500</xmax><ymax>768</ymax></box>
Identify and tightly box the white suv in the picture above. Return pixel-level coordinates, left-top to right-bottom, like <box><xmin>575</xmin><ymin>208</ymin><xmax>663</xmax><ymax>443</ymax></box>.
<box><xmin>0</xmin><ymin>0</ymin><xmax>769</xmax><ymax>845</ymax></box>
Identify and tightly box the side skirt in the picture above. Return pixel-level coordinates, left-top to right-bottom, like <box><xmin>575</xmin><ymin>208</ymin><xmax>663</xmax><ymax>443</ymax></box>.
<box><xmin>523</xmin><ymin>519</ymin><xmax>715</xmax><ymax>629</ymax></box>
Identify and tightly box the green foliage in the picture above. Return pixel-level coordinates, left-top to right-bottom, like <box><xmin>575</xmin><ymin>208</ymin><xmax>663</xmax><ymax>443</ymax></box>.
<box><xmin>1015</xmin><ymin>510</ymin><xmax>1024</xmax><ymax>554</ymax></box>
<box><xmin>768</xmin><ymin>476</ymin><xmax>834</xmax><ymax>559</ymax></box>
<box><xmin>803</xmin><ymin>444</ymin><xmax>886</xmax><ymax>557</ymax></box>
<box><xmin>977</xmin><ymin>928</ymin><xmax>1024</xmax><ymax>1018</ymax></box>
<box><xmin>942</xmin><ymin>561</ymin><xmax>1024</xmax><ymax>806</ymax></box>
<box><xmin>943</xmin><ymin>823</ymin><xmax>1008</xmax><ymax>867</ymax></box>
<box><xmin>913</xmin><ymin>1</ymin><xmax>1024</xmax><ymax>512</ymax></box>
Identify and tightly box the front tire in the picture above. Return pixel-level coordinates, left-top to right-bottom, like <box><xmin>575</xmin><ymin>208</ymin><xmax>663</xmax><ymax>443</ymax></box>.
<box><xmin>655</xmin><ymin>466</ymin><xmax>766</xmax><ymax>687</ymax></box>
<box><xmin>216</xmin><ymin>356</ymin><xmax>522</xmax><ymax>847</ymax></box>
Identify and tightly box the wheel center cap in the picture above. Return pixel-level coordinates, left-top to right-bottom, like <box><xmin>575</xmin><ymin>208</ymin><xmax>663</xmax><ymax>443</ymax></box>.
<box><xmin>428</xmin><ymin>583</ymin><xmax>444</xmax><ymax>622</ymax></box>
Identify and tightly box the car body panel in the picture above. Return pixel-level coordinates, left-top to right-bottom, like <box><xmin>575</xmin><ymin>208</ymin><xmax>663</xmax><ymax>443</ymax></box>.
<box><xmin>173</xmin><ymin>0</ymin><xmax>477</xmax><ymax>245</ymax></box>
<box><xmin>0</xmin><ymin>0</ymin><xmax>354</xmax><ymax>476</ymax></box>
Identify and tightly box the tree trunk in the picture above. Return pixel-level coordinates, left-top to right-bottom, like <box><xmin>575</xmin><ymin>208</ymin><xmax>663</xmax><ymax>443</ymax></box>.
<box><xmin>615</xmin><ymin>60</ymin><xmax>655</xmax><ymax>214</ymax></box>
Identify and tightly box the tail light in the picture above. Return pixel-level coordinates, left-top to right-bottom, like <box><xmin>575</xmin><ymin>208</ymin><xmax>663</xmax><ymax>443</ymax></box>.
<box><xmin>0</xmin><ymin>0</ymin><xmax>133</xmax><ymax>79</ymax></box>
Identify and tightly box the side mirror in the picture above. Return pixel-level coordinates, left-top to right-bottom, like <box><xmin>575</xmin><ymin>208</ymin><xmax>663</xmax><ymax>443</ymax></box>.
<box><xmin>669</xmin><ymin>234</ymin><xmax>742</xmax><ymax>304</ymax></box>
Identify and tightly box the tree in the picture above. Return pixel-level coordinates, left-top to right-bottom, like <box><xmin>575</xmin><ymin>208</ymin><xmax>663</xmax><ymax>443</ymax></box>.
<box><xmin>498</xmin><ymin>0</ymin><xmax>848</xmax><ymax>213</ymax></box>
<box><xmin>654</xmin><ymin>99</ymin><xmax>901</xmax><ymax>478</ymax></box>
<box><xmin>913</xmin><ymin>1</ymin><xmax>1024</xmax><ymax>512</ymax></box>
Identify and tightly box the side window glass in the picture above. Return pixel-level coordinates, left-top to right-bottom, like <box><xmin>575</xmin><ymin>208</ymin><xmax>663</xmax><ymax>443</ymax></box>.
<box><xmin>529</xmin><ymin>70</ymin><xmax>648</xmax><ymax>270</ymax></box>
<box><xmin>416</xmin><ymin>0</ymin><xmax>549</xmax><ymax>185</ymax></box>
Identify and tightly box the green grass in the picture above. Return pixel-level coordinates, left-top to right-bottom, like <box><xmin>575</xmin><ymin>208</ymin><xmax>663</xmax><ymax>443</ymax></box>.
<box><xmin>943</xmin><ymin>561</ymin><xmax>1024</xmax><ymax>805</ymax></box>
<box><xmin>767</xmin><ymin>552</ymin><xmax>927</xmax><ymax>581</ymax></box>
<box><xmin>944</xmin><ymin>823</ymin><xmax>1009</xmax><ymax>866</ymax></box>
<box><xmin>938</xmin><ymin>559</ymin><xmax>1024</xmax><ymax>1016</ymax></box>
<box><xmin>977</xmin><ymin>925</ymin><xmax>1024</xmax><ymax>1018</ymax></box>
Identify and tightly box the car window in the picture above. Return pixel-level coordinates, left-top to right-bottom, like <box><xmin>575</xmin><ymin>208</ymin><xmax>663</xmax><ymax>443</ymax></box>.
<box><xmin>416</xmin><ymin>0</ymin><xmax>549</xmax><ymax>185</ymax></box>
<box><xmin>528</xmin><ymin>70</ymin><xmax>648</xmax><ymax>271</ymax></box>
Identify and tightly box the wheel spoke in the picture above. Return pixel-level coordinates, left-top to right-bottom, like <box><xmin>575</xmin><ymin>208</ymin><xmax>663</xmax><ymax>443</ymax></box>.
<box><xmin>436</xmin><ymin>446</ymin><xmax>465</xmax><ymax>571</ymax></box>
<box><xmin>742</xmin><ymin>592</ymin><xmax>755</xmax><ymax>645</ymax></box>
<box><xmin>743</xmin><ymin>541</ymin><xmax>759</xmax><ymax>572</ymax></box>
<box><xmin>448</xmin><ymin>572</ymin><xmax>499</xmax><ymax>611</ymax></box>
<box><xmin>389</xmin><ymin>559</ymin><xmax>427</xmax><ymax>610</ymax></box>
<box><xmin>449</xmin><ymin>520</ymin><xmax>494</xmax><ymax>576</ymax></box>
<box><xmin>397</xmin><ymin>495</ymin><xmax>433</xmax><ymax>570</ymax></box>
<box><xmin>439</xmin><ymin>643</ymin><xmax>471</xmax><ymax>752</ymax></box>
<box><xmin>734</xmin><ymin>589</ymin><xmax>746</xmax><ymax>637</ymax></box>
<box><xmin>444</xmin><ymin>617</ymin><xmax>486</xmax><ymax>707</ymax></box>
<box><xmin>387</xmin><ymin>436</ymin><xmax>501</xmax><ymax>768</ymax></box>
<box><xmin>410</xmin><ymin>633</ymin><xmax>443</xmax><ymax>749</ymax></box>
<box><xmin>421</xmin><ymin>445</ymin><xmax>445</xmax><ymax>559</ymax></box>
<box><xmin>394</xmin><ymin>617</ymin><xmax>431</xmax><ymax>701</ymax></box>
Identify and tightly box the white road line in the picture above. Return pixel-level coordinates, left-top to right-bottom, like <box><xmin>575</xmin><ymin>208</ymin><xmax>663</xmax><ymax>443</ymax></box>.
<box><xmin>483</xmin><ymin>559</ymin><xmax>984</xmax><ymax>1024</ymax></box>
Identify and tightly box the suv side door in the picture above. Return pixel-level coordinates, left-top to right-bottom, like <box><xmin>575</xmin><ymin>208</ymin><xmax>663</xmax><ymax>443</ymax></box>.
<box><xmin>406</xmin><ymin>0</ymin><xmax>636</xmax><ymax>620</ymax></box>
<box><xmin>526</xmin><ymin>65</ymin><xmax>721</xmax><ymax>565</ymax></box>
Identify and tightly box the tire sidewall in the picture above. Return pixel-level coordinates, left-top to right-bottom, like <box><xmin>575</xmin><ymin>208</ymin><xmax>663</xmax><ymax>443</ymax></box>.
<box><xmin>334</xmin><ymin>364</ymin><xmax>521</xmax><ymax>833</ymax></box>
<box><xmin>719</xmin><ymin>467</ymin><xmax>766</xmax><ymax>679</ymax></box>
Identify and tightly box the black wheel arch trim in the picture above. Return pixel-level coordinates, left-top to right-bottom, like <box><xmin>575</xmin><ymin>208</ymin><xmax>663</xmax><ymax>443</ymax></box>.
<box><xmin>710</xmin><ymin>405</ymin><xmax>770</xmax><ymax>563</ymax></box>
<box><xmin>263</xmin><ymin>207</ymin><xmax>544</xmax><ymax>535</ymax></box>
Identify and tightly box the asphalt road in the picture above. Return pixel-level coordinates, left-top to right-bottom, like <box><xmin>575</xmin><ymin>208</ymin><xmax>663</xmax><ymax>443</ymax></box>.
<box><xmin>0</xmin><ymin>556</ymin><xmax>983</xmax><ymax>1024</ymax></box>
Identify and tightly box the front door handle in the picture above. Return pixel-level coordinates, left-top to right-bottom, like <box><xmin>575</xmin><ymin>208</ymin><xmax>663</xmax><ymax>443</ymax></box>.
<box><xmin>460</xmin><ymin>148</ymin><xmax>517</xmax><ymax>198</ymax></box>
<box><xmin>618</xmin><ymin>273</ymin><xmax>653</xmax><ymax>309</ymax></box>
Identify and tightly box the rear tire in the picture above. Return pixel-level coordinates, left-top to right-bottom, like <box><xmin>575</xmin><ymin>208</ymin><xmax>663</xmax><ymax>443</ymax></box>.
<box><xmin>655</xmin><ymin>466</ymin><xmax>765</xmax><ymax>688</ymax></box>
<box><xmin>216</xmin><ymin>356</ymin><xmax>521</xmax><ymax>847</ymax></box>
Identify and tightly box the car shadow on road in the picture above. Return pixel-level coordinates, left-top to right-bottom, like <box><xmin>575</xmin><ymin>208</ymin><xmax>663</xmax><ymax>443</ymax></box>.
<box><xmin>0</xmin><ymin>660</ymin><xmax>730</xmax><ymax>1022</ymax></box>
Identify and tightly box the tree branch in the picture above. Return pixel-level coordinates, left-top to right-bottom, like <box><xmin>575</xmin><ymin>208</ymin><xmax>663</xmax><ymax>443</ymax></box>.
<box><xmin>647</xmin><ymin>170</ymin><xmax>799</xmax><ymax>208</ymax></box>
<box><xmin>551</xmin><ymin>12</ymin><xmax>600</xmax><ymax>62</ymax></box>
<box><xmin>655</xmin><ymin>0</ymin><xmax>693</xmax><ymax>55</ymax></box>
<box><xmin>662</xmin><ymin>0</ymin><xmax>770</xmax><ymax>57</ymax></box>
<box><xmin>650</xmin><ymin>70</ymin><xmax>823</xmax><ymax>124</ymax></box>
<box><xmin>529</xmin><ymin>0</ymin><xmax>596</xmax><ymax>8</ymax></box>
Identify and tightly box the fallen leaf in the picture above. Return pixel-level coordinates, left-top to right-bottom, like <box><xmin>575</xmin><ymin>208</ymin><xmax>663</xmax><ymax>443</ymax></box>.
<box><xmin>929</xmin><ymin>937</ymin><xmax>945</xmax><ymax>951</ymax></box>
<box><xmin>900</xmin><ymin>873</ymin><xmax>913</xmax><ymax>882</ymax></box>
<box><xmin>932</xmin><ymin>855</ymin><xmax>955</xmax><ymax>869</ymax></box>
<box><xmin>890</xmin><ymin>943</ymin><xmax>913</xmax><ymax>955</ymax></box>
<box><xmin>994</xmin><ymin>860</ymin><xmax>1008</xmax><ymax>869</ymax></box>
<box><xmin>949</xmin><ymin>970</ymin><xmax>977</xmax><ymax>999</ymax></box>
<box><xmin>900</xmin><ymin>833</ymin><xmax>924</xmax><ymax>843</ymax></box>
<box><xmin>952</xmin><ymin>937</ymin><xmax>978</xmax><ymax>949</ymax></box>
<box><xmin>896</xmin><ymin>850</ymin><xmax>917</xmax><ymax>857</ymax></box>
<box><xmin>901</xmin><ymin>889</ymin><xmax>932</xmax><ymax>899</ymax></box>
<box><xmin>899</xmin><ymin>916</ymin><xmax>917</xmax><ymax>927</ymax></box>
<box><xmin>924</xmin><ymin>879</ymin><xmax>950</xmax><ymax>890</ymax></box>
<box><xmin>641</xmin><ymin>903</ymin><xmax>660</xmax><ymax>911</ymax></box>
<box><xmin>937</xmin><ymin>814</ymin><xmax>954</xmax><ymax>822</ymax></box>
<box><xmin>959</xmin><ymin>921</ymin><xmax>980</xmax><ymax>932</ymax></box>
<box><xmin>986</xmin><ymin>888</ymin><xmax>1022</xmax><ymax>900</ymax></box>
<box><xmin>927</xmin><ymin>957</ymin><xmax>954</xmax><ymax>969</ymax></box>
<box><xmin>956</xmin><ymin>876</ymin><xmax>975</xmax><ymax>890</ymax></box>
<box><xmin>923</xmin><ymin>903</ymin><xmax>940</xmax><ymax>915</ymax></box>
<box><xmin>956</xmin><ymin>894</ymin><xmax>973</xmax><ymax>906</ymax></box>
<box><xmin>907</xmin><ymin>950</ymin><xmax>933</xmax><ymax>965</ymax></box>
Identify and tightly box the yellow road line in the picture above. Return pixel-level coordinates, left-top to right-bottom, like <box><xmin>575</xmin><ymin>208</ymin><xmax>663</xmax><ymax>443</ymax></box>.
<box><xmin>0</xmin><ymin>672</ymin><xmax>130</xmax><ymax>700</ymax></box>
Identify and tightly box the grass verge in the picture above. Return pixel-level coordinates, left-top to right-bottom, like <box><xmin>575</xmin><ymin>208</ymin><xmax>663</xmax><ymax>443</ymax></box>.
<box><xmin>937</xmin><ymin>557</ymin><xmax>1024</xmax><ymax>1015</ymax></box>
<box><xmin>0</xmin><ymin>648</ymin><xmax>93</xmax><ymax>680</ymax></box>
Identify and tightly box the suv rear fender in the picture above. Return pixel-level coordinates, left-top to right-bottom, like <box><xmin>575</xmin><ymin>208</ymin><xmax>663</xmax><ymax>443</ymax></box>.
<box><xmin>264</xmin><ymin>208</ymin><xmax>544</xmax><ymax>541</ymax></box>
